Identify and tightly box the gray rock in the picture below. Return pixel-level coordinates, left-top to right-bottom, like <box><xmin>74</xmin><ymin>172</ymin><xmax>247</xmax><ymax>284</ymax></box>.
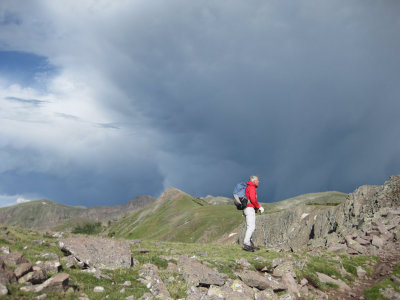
<box><xmin>94</xmin><ymin>286</ymin><xmax>105</xmax><ymax>293</ymax></box>
<box><xmin>345</xmin><ymin>236</ymin><xmax>366</xmax><ymax>254</ymax></box>
<box><xmin>177</xmin><ymin>255</ymin><xmax>225</xmax><ymax>286</ymax></box>
<box><xmin>236</xmin><ymin>257</ymin><xmax>251</xmax><ymax>268</ymax></box>
<box><xmin>255</xmin><ymin>288</ymin><xmax>278</xmax><ymax>300</ymax></box>
<box><xmin>372</xmin><ymin>235</ymin><xmax>385</xmax><ymax>248</ymax></box>
<box><xmin>59</xmin><ymin>237</ymin><xmax>132</xmax><ymax>269</ymax></box>
<box><xmin>138</xmin><ymin>293</ymin><xmax>154</xmax><ymax>300</ymax></box>
<box><xmin>281</xmin><ymin>273</ymin><xmax>299</xmax><ymax>296</ymax></box>
<box><xmin>0</xmin><ymin>283</ymin><xmax>8</xmax><ymax>296</ymax></box>
<box><xmin>121</xmin><ymin>280</ymin><xmax>131</xmax><ymax>286</ymax></box>
<box><xmin>1</xmin><ymin>252</ymin><xmax>29</xmax><ymax>266</ymax></box>
<box><xmin>18</xmin><ymin>267</ymin><xmax>48</xmax><ymax>285</ymax></box>
<box><xmin>36</xmin><ymin>260</ymin><xmax>62</xmax><ymax>273</ymax></box>
<box><xmin>327</xmin><ymin>243</ymin><xmax>347</xmax><ymax>253</ymax></box>
<box><xmin>0</xmin><ymin>257</ymin><xmax>17</xmax><ymax>284</ymax></box>
<box><xmin>0</xmin><ymin>246</ymin><xmax>10</xmax><ymax>254</ymax></box>
<box><xmin>14</xmin><ymin>262</ymin><xmax>33</xmax><ymax>278</ymax></box>
<box><xmin>357</xmin><ymin>266</ymin><xmax>367</xmax><ymax>278</ymax></box>
<box><xmin>20</xmin><ymin>272</ymin><xmax>70</xmax><ymax>293</ymax></box>
<box><xmin>316</xmin><ymin>272</ymin><xmax>350</xmax><ymax>291</ymax></box>
<box><xmin>272</xmin><ymin>261</ymin><xmax>295</xmax><ymax>278</ymax></box>
<box><xmin>35</xmin><ymin>294</ymin><xmax>47</xmax><ymax>300</ymax></box>
<box><xmin>137</xmin><ymin>264</ymin><xmax>170</xmax><ymax>299</ymax></box>
<box><xmin>207</xmin><ymin>280</ymin><xmax>254</xmax><ymax>299</ymax></box>
<box><xmin>238</xmin><ymin>270</ymin><xmax>281</xmax><ymax>290</ymax></box>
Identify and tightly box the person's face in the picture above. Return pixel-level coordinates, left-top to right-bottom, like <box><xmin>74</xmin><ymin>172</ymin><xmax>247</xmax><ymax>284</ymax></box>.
<box><xmin>255</xmin><ymin>178</ymin><xmax>259</xmax><ymax>186</ymax></box>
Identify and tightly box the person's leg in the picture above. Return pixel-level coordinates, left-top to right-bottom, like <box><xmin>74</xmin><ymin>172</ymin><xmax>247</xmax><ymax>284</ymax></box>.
<box><xmin>243</xmin><ymin>207</ymin><xmax>255</xmax><ymax>246</ymax></box>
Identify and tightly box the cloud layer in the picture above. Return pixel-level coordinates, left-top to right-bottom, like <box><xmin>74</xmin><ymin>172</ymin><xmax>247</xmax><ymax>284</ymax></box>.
<box><xmin>0</xmin><ymin>0</ymin><xmax>399</xmax><ymax>206</ymax></box>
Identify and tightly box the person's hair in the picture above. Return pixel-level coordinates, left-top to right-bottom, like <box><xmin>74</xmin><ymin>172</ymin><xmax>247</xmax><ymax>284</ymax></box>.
<box><xmin>249</xmin><ymin>175</ymin><xmax>259</xmax><ymax>183</ymax></box>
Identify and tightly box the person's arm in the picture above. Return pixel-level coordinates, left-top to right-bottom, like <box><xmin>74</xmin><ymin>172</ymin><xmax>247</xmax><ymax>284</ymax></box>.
<box><xmin>248</xmin><ymin>186</ymin><xmax>261</xmax><ymax>210</ymax></box>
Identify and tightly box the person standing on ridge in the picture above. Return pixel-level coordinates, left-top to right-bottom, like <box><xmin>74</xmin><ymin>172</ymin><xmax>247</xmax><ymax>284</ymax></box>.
<box><xmin>243</xmin><ymin>175</ymin><xmax>264</xmax><ymax>251</ymax></box>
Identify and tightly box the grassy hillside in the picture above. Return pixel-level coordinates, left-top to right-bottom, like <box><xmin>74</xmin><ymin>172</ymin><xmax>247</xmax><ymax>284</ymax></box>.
<box><xmin>107</xmin><ymin>192</ymin><xmax>244</xmax><ymax>243</ymax></box>
<box><xmin>0</xmin><ymin>196</ymin><xmax>156</xmax><ymax>231</ymax></box>
<box><xmin>263</xmin><ymin>191</ymin><xmax>347</xmax><ymax>213</ymax></box>
<box><xmin>0</xmin><ymin>224</ymin><xmax>384</xmax><ymax>300</ymax></box>
<box><xmin>0</xmin><ymin>199</ymin><xmax>86</xmax><ymax>229</ymax></box>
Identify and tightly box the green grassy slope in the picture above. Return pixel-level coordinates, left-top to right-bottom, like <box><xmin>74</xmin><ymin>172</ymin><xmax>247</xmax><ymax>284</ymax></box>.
<box><xmin>108</xmin><ymin>193</ymin><xmax>244</xmax><ymax>243</ymax></box>
<box><xmin>0</xmin><ymin>199</ymin><xmax>86</xmax><ymax>229</ymax></box>
<box><xmin>263</xmin><ymin>191</ymin><xmax>347</xmax><ymax>213</ymax></box>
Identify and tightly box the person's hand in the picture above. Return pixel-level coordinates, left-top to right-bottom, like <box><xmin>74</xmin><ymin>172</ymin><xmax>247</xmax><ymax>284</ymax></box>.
<box><xmin>259</xmin><ymin>207</ymin><xmax>264</xmax><ymax>214</ymax></box>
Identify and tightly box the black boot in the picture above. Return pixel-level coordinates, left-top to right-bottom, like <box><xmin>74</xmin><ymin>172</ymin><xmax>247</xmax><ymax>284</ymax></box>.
<box><xmin>242</xmin><ymin>244</ymin><xmax>255</xmax><ymax>252</ymax></box>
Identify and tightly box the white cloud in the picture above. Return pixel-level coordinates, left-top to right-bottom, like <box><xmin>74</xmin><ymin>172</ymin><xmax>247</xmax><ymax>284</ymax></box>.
<box><xmin>0</xmin><ymin>194</ymin><xmax>32</xmax><ymax>207</ymax></box>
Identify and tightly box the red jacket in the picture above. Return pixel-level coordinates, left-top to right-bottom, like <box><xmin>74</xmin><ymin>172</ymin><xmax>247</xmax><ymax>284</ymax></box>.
<box><xmin>245</xmin><ymin>181</ymin><xmax>260</xmax><ymax>209</ymax></box>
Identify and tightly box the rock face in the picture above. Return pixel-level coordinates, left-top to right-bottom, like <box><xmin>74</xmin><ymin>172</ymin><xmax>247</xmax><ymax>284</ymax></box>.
<box><xmin>59</xmin><ymin>237</ymin><xmax>132</xmax><ymax>269</ymax></box>
<box><xmin>239</xmin><ymin>175</ymin><xmax>400</xmax><ymax>251</ymax></box>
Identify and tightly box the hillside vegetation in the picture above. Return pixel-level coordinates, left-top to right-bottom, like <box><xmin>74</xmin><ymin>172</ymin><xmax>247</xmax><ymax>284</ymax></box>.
<box><xmin>107</xmin><ymin>189</ymin><xmax>244</xmax><ymax>243</ymax></box>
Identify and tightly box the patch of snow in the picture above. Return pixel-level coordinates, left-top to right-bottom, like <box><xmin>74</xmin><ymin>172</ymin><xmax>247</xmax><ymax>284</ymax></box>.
<box><xmin>228</xmin><ymin>232</ymin><xmax>237</xmax><ymax>238</ymax></box>
<box><xmin>301</xmin><ymin>213</ymin><xmax>309</xmax><ymax>220</ymax></box>
<box><xmin>42</xmin><ymin>202</ymin><xmax>47</xmax><ymax>205</ymax></box>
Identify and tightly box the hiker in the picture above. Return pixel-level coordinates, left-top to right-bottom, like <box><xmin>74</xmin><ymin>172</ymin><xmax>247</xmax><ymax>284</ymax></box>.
<box><xmin>243</xmin><ymin>175</ymin><xmax>264</xmax><ymax>251</ymax></box>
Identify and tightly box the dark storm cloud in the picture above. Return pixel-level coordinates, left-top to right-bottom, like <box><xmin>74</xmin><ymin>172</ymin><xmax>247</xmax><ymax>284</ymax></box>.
<box><xmin>105</xmin><ymin>0</ymin><xmax>400</xmax><ymax>200</ymax></box>
<box><xmin>0</xmin><ymin>0</ymin><xmax>399</xmax><ymax>206</ymax></box>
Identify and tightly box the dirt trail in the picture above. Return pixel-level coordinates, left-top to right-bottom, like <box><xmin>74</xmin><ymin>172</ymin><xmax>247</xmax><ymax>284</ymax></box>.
<box><xmin>326</xmin><ymin>241</ymin><xmax>400</xmax><ymax>300</ymax></box>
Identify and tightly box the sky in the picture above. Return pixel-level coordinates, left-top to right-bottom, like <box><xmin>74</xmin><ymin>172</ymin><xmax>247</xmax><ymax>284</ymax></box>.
<box><xmin>0</xmin><ymin>0</ymin><xmax>399</xmax><ymax>208</ymax></box>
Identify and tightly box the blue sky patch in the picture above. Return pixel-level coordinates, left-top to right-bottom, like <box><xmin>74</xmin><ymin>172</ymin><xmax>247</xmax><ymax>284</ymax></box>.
<box><xmin>0</xmin><ymin>50</ymin><xmax>58</xmax><ymax>87</ymax></box>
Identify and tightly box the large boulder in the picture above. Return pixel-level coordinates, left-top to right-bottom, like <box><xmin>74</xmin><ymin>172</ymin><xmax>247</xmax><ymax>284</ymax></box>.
<box><xmin>177</xmin><ymin>255</ymin><xmax>226</xmax><ymax>287</ymax></box>
<box><xmin>20</xmin><ymin>272</ymin><xmax>70</xmax><ymax>293</ymax></box>
<box><xmin>59</xmin><ymin>237</ymin><xmax>132</xmax><ymax>269</ymax></box>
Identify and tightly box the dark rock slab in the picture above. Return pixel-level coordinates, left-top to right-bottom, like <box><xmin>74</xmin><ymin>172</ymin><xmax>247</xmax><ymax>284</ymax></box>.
<box><xmin>59</xmin><ymin>237</ymin><xmax>132</xmax><ymax>269</ymax></box>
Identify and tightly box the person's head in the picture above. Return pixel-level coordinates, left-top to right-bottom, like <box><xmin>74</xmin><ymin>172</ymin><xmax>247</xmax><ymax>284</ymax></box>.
<box><xmin>249</xmin><ymin>175</ymin><xmax>259</xmax><ymax>185</ymax></box>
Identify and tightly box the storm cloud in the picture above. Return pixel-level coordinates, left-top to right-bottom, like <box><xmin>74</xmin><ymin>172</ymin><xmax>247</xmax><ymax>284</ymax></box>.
<box><xmin>0</xmin><ymin>0</ymin><xmax>399</xmax><ymax>206</ymax></box>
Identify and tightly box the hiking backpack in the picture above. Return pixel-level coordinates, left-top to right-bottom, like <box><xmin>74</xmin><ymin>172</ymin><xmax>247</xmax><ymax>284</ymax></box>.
<box><xmin>233</xmin><ymin>181</ymin><xmax>248</xmax><ymax>210</ymax></box>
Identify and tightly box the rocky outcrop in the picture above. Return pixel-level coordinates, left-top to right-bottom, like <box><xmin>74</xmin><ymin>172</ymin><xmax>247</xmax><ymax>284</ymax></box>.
<box><xmin>239</xmin><ymin>175</ymin><xmax>400</xmax><ymax>252</ymax></box>
<box><xmin>59</xmin><ymin>237</ymin><xmax>132</xmax><ymax>269</ymax></box>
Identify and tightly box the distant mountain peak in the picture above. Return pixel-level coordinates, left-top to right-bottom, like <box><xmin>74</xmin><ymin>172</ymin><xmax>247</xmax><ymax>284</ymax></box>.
<box><xmin>157</xmin><ymin>187</ymin><xmax>188</xmax><ymax>202</ymax></box>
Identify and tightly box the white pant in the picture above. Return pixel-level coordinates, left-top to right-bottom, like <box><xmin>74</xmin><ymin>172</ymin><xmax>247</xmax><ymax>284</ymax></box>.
<box><xmin>243</xmin><ymin>207</ymin><xmax>256</xmax><ymax>246</ymax></box>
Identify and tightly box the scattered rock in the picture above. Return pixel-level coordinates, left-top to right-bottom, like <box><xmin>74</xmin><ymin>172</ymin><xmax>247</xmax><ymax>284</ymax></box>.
<box><xmin>238</xmin><ymin>270</ymin><xmax>281</xmax><ymax>290</ymax></box>
<box><xmin>0</xmin><ymin>283</ymin><xmax>8</xmax><ymax>296</ymax></box>
<box><xmin>391</xmin><ymin>275</ymin><xmax>400</xmax><ymax>284</ymax></box>
<box><xmin>18</xmin><ymin>266</ymin><xmax>48</xmax><ymax>284</ymax></box>
<box><xmin>121</xmin><ymin>280</ymin><xmax>131</xmax><ymax>286</ymax></box>
<box><xmin>59</xmin><ymin>237</ymin><xmax>132</xmax><ymax>269</ymax></box>
<box><xmin>356</xmin><ymin>266</ymin><xmax>367</xmax><ymax>278</ymax></box>
<box><xmin>281</xmin><ymin>273</ymin><xmax>299</xmax><ymax>296</ymax></box>
<box><xmin>36</xmin><ymin>260</ymin><xmax>62</xmax><ymax>273</ymax></box>
<box><xmin>137</xmin><ymin>264</ymin><xmax>170</xmax><ymax>299</ymax></box>
<box><xmin>35</xmin><ymin>294</ymin><xmax>47</xmax><ymax>300</ymax></box>
<box><xmin>372</xmin><ymin>236</ymin><xmax>385</xmax><ymax>248</ymax></box>
<box><xmin>20</xmin><ymin>273</ymin><xmax>70</xmax><ymax>293</ymax></box>
<box><xmin>178</xmin><ymin>255</ymin><xmax>226</xmax><ymax>287</ymax></box>
<box><xmin>94</xmin><ymin>286</ymin><xmax>105</xmax><ymax>293</ymax></box>
<box><xmin>316</xmin><ymin>272</ymin><xmax>350</xmax><ymax>291</ymax></box>
<box><xmin>1</xmin><ymin>252</ymin><xmax>29</xmax><ymax>265</ymax></box>
<box><xmin>0</xmin><ymin>257</ymin><xmax>17</xmax><ymax>284</ymax></box>
<box><xmin>236</xmin><ymin>257</ymin><xmax>251</xmax><ymax>268</ymax></box>
<box><xmin>14</xmin><ymin>262</ymin><xmax>33</xmax><ymax>278</ymax></box>
<box><xmin>0</xmin><ymin>246</ymin><xmax>10</xmax><ymax>254</ymax></box>
<box><xmin>327</xmin><ymin>243</ymin><xmax>347</xmax><ymax>253</ymax></box>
